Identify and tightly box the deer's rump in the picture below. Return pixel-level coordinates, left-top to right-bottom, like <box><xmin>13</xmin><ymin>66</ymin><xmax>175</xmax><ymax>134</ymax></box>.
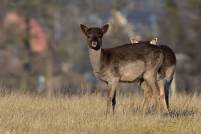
<box><xmin>158</xmin><ymin>45</ymin><xmax>176</xmax><ymax>78</ymax></box>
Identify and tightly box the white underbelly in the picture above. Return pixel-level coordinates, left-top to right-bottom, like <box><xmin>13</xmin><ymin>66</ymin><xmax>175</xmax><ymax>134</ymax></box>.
<box><xmin>119</xmin><ymin>61</ymin><xmax>145</xmax><ymax>81</ymax></box>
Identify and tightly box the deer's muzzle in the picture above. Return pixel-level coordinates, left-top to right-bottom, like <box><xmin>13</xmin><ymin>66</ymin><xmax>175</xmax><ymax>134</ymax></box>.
<box><xmin>91</xmin><ymin>41</ymin><xmax>98</xmax><ymax>47</ymax></box>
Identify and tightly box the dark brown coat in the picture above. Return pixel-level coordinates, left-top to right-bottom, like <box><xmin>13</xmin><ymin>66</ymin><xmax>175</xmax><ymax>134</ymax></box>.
<box><xmin>80</xmin><ymin>24</ymin><xmax>164</xmax><ymax>114</ymax></box>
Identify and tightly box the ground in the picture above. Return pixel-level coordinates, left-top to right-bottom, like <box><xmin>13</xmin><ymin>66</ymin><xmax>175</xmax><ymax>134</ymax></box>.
<box><xmin>0</xmin><ymin>93</ymin><xmax>200</xmax><ymax>134</ymax></box>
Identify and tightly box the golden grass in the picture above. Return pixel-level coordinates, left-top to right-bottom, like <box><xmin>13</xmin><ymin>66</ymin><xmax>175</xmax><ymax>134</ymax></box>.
<box><xmin>0</xmin><ymin>93</ymin><xmax>200</xmax><ymax>134</ymax></box>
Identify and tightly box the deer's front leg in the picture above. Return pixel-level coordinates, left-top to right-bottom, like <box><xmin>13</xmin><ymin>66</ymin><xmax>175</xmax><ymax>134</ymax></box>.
<box><xmin>106</xmin><ymin>78</ymin><xmax>119</xmax><ymax>115</ymax></box>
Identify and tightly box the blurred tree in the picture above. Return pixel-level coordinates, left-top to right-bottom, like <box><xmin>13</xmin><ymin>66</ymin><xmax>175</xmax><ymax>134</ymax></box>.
<box><xmin>0</xmin><ymin>0</ymin><xmax>60</xmax><ymax>95</ymax></box>
<box><xmin>0</xmin><ymin>0</ymin><xmax>200</xmax><ymax>94</ymax></box>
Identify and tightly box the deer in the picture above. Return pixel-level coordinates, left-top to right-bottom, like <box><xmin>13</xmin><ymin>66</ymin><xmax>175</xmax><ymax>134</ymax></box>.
<box><xmin>80</xmin><ymin>24</ymin><xmax>165</xmax><ymax>115</ymax></box>
<box><xmin>130</xmin><ymin>37</ymin><xmax>176</xmax><ymax>112</ymax></box>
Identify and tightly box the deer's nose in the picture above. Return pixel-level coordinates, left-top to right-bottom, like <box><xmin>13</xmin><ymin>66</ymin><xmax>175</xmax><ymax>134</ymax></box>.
<box><xmin>91</xmin><ymin>36</ymin><xmax>98</xmax><ymax>41</ymax></box>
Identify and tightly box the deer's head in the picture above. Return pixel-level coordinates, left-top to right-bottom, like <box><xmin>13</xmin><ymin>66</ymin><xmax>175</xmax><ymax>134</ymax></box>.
<box><xmin>80</xmin><ymin>24</ymin><xmax>109</xmax><ymax>50</ymax></box>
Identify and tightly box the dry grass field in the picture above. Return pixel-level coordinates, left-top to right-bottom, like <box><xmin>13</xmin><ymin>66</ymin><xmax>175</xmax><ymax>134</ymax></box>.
<box><xmin>0</xmin><ymin>93</ymin><xmax>200</xmax><ymax>134</ymax></box>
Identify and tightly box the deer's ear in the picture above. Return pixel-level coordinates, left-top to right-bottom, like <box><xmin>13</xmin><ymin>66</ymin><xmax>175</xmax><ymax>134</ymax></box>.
<box><xmin>80</xmin><ymin>24</ymin><xmax>88</xmax><ymax>36</ymax></box>
<box><xmin>101</xmin><ymin>24</ymin><xmax>109</xmax><ymax>34</ymax></box>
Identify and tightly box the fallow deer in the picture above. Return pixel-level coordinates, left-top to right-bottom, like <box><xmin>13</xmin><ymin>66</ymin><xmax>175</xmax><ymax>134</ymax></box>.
<box><xmin>80</xmin><ymin>24</ymin><xmax>164</xmax><ymax>114</ymax></box>
<box><xmin>131</xmin><ymin>38</ymin><xmax>176</xmax><ymax>112</ymax></box>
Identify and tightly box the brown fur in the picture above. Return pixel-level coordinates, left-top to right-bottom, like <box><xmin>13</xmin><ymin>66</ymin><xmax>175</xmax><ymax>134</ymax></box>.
<box><xmin>132</xmin><ymin>38</ymin><xmax>176</xmax><ymax>112</ymax></box>
<box><xmin>157</xmin><ymin>45</ymin><xmax>176</xmax><ymax>111</ymax></box>
<box><xmin>80</xmin><ymin>24</ymin><xmax>164</xmax><ymax>114</ymax></box>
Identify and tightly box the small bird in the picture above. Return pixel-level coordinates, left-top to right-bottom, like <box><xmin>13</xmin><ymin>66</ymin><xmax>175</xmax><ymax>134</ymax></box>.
<box><xmin>130</xmin><ymin>37</ymin><xmax>158</xmax><ymax>45</ymax></box>
<box><xmin>150</xmin><ymin>37</ymin><xmax>158</xmax><ymax>45</ymax></box>
<box><xmin>130</xmin><ymin>38</ymin><xmax>139</xmax><ymax>44</ymax></box>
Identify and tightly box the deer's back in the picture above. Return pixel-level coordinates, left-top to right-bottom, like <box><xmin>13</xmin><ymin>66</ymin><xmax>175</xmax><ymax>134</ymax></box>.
<box><xmin>100</xmin><ymin>43</ymin><xmax>163</xmax><ymax>82</ymax></box>
<box><xmin>102</xmin><ymin>43</ymin><xmax>162</xmax><ymax>65</ymax></box>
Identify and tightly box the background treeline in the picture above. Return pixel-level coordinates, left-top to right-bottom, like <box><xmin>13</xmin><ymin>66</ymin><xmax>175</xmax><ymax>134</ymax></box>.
<box><xmin>0</xmin><ymin>0</ymin><xmax>200</xmax><ymax>96</ymax></box>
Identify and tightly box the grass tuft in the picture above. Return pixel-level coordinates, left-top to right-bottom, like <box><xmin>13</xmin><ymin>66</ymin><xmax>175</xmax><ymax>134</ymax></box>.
<box><xmin>0</xmin><ymin>94</ymin><xmax>200</xmax><ymax>134</ymax></box>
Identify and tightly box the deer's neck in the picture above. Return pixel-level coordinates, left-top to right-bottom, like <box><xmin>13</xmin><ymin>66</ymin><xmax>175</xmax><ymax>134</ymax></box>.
<box><xmin>88</xmin><ymin>47</ymin><xmax>102</xmax><ymax>74</ymax></box>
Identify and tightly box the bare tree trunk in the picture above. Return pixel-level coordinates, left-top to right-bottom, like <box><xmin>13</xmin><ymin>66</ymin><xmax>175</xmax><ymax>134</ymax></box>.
<box><xmin>20</xmin><ymin>71</ymin><xmax>28</xmax><ymax>91</ymax></box>
<box><xmin>46</xmin><ymin>51</ymin><xmax>54</xmax><ymax>98</ymax></box>
<box><xmin>20</xmin><ymin>16</ymin><xmax>31</xmax><ymax>91</ymax></box>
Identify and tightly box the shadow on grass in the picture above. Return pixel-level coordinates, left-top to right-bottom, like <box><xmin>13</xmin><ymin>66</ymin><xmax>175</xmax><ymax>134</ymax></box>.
<box><xmin>162</xmin><ymin>109</ymin><xmax>195</xmax><ymax>118</ymax></box>
<box><xmin>131</xmin><ymin>106</ymin><xmax>195</xmax><ymax>118</ymax></box>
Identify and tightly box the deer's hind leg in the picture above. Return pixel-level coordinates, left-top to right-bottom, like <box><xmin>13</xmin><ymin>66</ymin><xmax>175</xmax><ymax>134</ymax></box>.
<box><xmin>141</xmin><ymin>81</ymin><xmax>153</xmax><ymax>113</ymax></box>
<box><xmin>158</xmin><ymin>79</ymin><xmax>169</xmax><ymax>113</ymax></box>
<box><xmin>144</xmin><ymin>71</ymin><xmax>160</xmax><ymax>112</ymax></box>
